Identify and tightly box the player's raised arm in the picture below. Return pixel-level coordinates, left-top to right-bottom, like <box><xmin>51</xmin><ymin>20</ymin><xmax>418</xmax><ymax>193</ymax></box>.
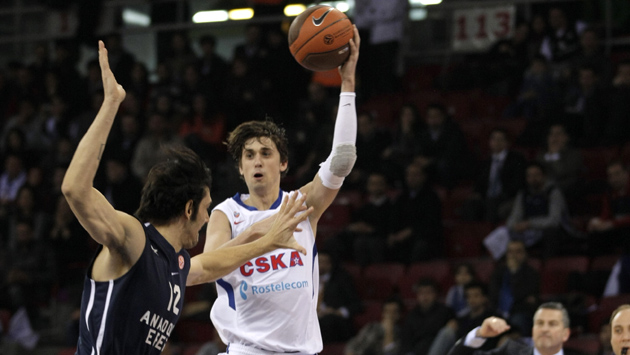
<box><xmin>188</xmin><ymin>192</ymin><xmax>312</xmax><ymax>285</ymax></box>
<box><xmin>301</xmin><ymin>25</ymin><xmax>360</xmax><ymax>221</ymax></box>
<box><xmin>62</xmin><ymin>41</ymin><xmax>139</xmax><ymax>251</ymax></box>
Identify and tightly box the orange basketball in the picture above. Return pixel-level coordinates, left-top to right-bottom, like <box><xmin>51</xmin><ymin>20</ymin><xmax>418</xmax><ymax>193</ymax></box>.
<box><xmin>288</xmin><ymin>5</ymin><xmax>354</xmax><ymax>72</ymax></box>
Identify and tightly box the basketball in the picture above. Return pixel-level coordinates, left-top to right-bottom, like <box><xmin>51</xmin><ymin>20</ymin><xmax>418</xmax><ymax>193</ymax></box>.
<box><xmin>288</xmin><ymin>5</ymin><xmax>354</xmax><ymax>72</ymax></box>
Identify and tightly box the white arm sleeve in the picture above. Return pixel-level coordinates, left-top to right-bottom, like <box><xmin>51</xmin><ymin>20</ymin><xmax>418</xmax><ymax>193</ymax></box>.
<box><xmin>317</xmin><ymin>92</ymin><xmax>357</xmax><ymax>189</ymax></box>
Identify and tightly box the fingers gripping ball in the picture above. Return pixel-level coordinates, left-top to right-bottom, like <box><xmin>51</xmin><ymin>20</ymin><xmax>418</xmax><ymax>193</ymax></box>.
<box><xmin>288</xmin><ymin>5</ymin><xmax>354</xmax><ymax>72</ymax></box>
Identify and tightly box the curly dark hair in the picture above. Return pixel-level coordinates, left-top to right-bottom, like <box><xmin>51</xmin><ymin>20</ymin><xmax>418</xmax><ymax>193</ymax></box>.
<box><xmin>225</xmin><ymin>119</ymin><xmax>290</xmax><ymax>178</ymax></box>
<box><xmin>135</xmin><ymin>145</ymin><xmax>212</xmax><ymax>224</ymax></box>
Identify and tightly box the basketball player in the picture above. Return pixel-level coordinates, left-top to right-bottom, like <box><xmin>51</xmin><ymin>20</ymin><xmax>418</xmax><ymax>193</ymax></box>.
<box><xmin>63</xmin><ymin>41</ymin><xmax>312</xmax><ymax>355</ymax></box>
<box><xmin>203</xmin><ymin>26</ymin><xmax>360</xmax><ymax>355</ymax></box>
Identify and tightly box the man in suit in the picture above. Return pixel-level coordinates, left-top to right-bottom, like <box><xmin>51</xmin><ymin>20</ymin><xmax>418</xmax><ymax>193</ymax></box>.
<box><xmin>464</xmin><ymin>128</ymin><xmax>527</xmax><ymax>223</ymax></box>
<box><xmin>447</xmin><ymin>302</ymin><xmax>579</xmax><ymax>355</ymax></box>
<box><xmin>610</xmin><ymin>304</ymin><xmax>630</xmax><ymax>355</ymax></box>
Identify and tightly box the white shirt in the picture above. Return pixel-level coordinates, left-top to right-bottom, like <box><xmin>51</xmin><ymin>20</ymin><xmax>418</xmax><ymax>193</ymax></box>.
<box><xmin>210</xmin><ymin>190</ymin><xmax>322</xmax><ymax>354</ymax></box>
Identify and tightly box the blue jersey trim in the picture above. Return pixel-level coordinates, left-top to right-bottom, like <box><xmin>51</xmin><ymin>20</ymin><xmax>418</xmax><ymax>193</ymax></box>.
<box><xmin>312</xmin><ymin>243</ymin><xmax>318</xmax><ymax>298</ymax></box>
<box><xmin>217</xmin><ymin>278</ymin><xmax>236</xmax><ymax>310</ymax></box>
<box><xmin>232</xmin><ymin>190</ymin><xmax>284</xmax><ymax>211</ymax></box>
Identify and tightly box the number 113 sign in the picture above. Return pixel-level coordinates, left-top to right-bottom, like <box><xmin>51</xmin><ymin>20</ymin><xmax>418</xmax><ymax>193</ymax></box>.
<box><xmin>452</xmin><ymin>5</ymin><xmax>515</xmax><ymax>52</ymax></box>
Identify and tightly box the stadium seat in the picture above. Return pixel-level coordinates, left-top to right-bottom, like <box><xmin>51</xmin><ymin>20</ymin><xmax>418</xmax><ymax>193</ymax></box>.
<box><xmin>320</xmin><ymin>342</ymin><xmax>347</xmax><ymax>355</ymax></box>
<box><xmin>540</xmin><ymin>256</ymin><xmax>589</xmax><ymax>296</ymax></box>
<box><xmin>591</xmin><ymin>254</ymin><xmax>621</xmax><ymax>272</ymax></box>
<box><xmin>564</xmin><ymin>334</ymin><xmax>600</xmax><ymax>355</ymax></box>
<box><xmin>181</xmin><ymin>344</ymin><xmax>204</xmax><ymax>355</ymax></box>
<box><xmin>57</xmin><ymin>348</ymin><xmax>77</xmax><ymax>355</ymax></box>
<box><xmin>353</xmin><ymin>300</ymin><xmax>382</xmax><ymax>331</ymax></box>
<box><xmin>398</xmin><ymin>260</ymin><xmax>451</xmax><ymax>299</ymax></box>
<box><xmin>319</xmin><ymin>204</ymin><xmax>352</xmax><ymax>229</ymax></box>
<box><xmin>588</xmin><ymin>294</ymin><xmax>630</xmax><ymax>333</ymax></box>
<box><xmin>358</xmin><ymin>263</ymin><xmax>406</xmax><ymax>301</ymax></box>
<box><xmin>581</xmin><ymin>147</ymin><xmax>620</xmax><ymax>181</ymax></box>
<box><xmin>174</xmin><ymin>319</ymin><xmax>215</xmax><ymax>343</ymax></box>
<box><xmin>452</xmin><ymin>257</ymin><xmax>495</xmax><ymax>284</ymax></box>
<box><xmin>342</xmin><ymin>262</ymin><xmax>362</xmax><ymax>284</ymax></box>
<box><xmin>443</xmin><ymin>221</ymin><xmax>494</xmax><ymax>259</ymax></box>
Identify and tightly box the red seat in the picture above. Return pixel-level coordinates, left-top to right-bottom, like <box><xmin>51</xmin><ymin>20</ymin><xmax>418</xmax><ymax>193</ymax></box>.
<box><xmin>591</xmin><ymin>254</ymin><xmax>621</xmax><ymax>272</ymax></box>
<box><xmin>445</xmin><ymin>91</ymin><xmax>476</xmax><ymax>121</ymax></box>
<box><xmin>444</xmin><ymin>221</ymin><xmax>494</xmax><ymax>259</ymax></box>
<box><xmin>57</xmin><ymin>348</ymin><xmax>78</xmax><ymax>355</ymax></box>
<box><xmin>358</xmin><ymin>263</ymin><xmax>406</xmax><ymax>301</ymax></box>
<box><xmin>181</xmin><ymin>344</ymin><xmax>204</xmax><ymax>355</ymax></box>
<box><xmin>564</xmin><ymin>335</ymin><xmax>600</xmax><ymax>355</ymax></box>
<box><xmin>320</xmin><ymin>204</ymin><xmax>352</xmax><ymax>229</ymax></box>
<box><xmin>398</xmin><ymin>260</ymin><xmax>451</xmax><ymax>299</ymax></box>
<box><xmin>581</xmin><ymin>147</ymin><xmax>620</xmax><ymax>181</ymax></box>
<box><xmin>474</xmin><ymin>94</ymin><xmax>512</xmax><ymax>120</ymax></box>
<box><xmin>353</xmin><ymin>300</ymin><xmax>382</xmax><ymax>331</ymax></box>
<box><xmin>452</xmin><ymin>258</ymin><xmax>495</xmax><ymax>284</ymax></box>
<box><xmin>342</xmin><ymin>262</ymin><xmax>362</xmax><ymax>283</ymax></box>
<box><xmin>588</xmin><ymin>294</ymin><xmax>630</xmax><ymax>333</ymax></box>
<box><xmin>540</xmin><ymin>256</ymin><xmax>589</xmax><ymax>296</ymax></box>
<box><xmin>173</xmin><ymin>319</ymin><xmax>215</xmax><ymax>343</ymax></box>
<box><xmin>320</xmin><ymin>342</ymin><xmax>347</xmax><ymax>355</ymax></box>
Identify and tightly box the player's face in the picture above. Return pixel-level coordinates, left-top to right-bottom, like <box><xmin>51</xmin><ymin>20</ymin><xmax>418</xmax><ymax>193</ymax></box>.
<box><xmin>183</xmin><ymin>188</ymin><xmax>212</xmax><ymax>249</ymax></box>
<box><xmin>239</xmin><ymin>137</ymin><xmax>287</xmax><ymax>193</ymax></box>
<box><xmin>532</xmin><ymin>309</ymin><xmax>569</xmax><ymax>354</ymax></box>
<box><xmin>612</xmin><ymin>308</ymin><xmax>630</xmax><ymax>355</ymax></box>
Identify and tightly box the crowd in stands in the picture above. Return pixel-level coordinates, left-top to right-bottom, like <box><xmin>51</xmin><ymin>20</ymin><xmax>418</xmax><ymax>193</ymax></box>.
<box><xmin>0</xmin><ymin>3</ymin><xmax>629</xmax><ymax>355</ymax></box>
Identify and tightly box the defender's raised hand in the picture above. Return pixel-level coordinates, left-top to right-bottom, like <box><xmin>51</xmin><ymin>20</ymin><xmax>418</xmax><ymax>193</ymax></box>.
<box><xmin>98</xmin><ymin>40</ymin><xmax>126</xmax><ymax>104</ymax></box>
<box><xmin>262</xmin><ymin>192</ymin><xmax>313</xmax><ymax>255</ymax></box>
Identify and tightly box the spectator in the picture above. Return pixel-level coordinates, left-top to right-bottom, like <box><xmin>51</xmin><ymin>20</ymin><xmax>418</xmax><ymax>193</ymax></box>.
<box><xmin>102</xmin><ymin>33</ymin><xmax>135</xmax><ymax>89</ymax></box>
<box><xmin>337</xmin><ymin>171</ymin><xmax>394</xmax><ymax>266</ymax></box>
<box><xmin>417</xmin><ymin>103</ymin><xmax>468</xmax><ymax>188</ymax></box>
<box><xmin>127</xmin><ymin>62</ymin><xmax>150</xmax><ymax>106</ymax></box>
<box><xmin>382</xmin><ymin>103</ymin><xmax>423</xmax><ymax>183</ymax></box>
<box><xmin>506</xmin><ymin>54</ymin><xmax>555</xmax><ymax>121</ymax></box>
<box><xmin>484</xmin><ymin>162</ymin><xmax>576</xmax><ymax>259</ymax></box>
<box><xmin>400</xmin><ymin>278</ymin><xmax>454</xmax><ymax>355</ymax></box>
<box><xmin>0</xmin><ymin>154</ymin><xmax>27</xmax><ymax>215</ymax></box>
<box><xmin>318</xmin><ymin>249</ymin><xmax>363</xmax><ymax>344</ymax></box>
<box><xmin>345</xmin><ymin>297</ymin><xmax>405</xmax><ymax>355</ymax></box>
<box><xmin>162</xmin><ymin>31</ymin><xmax>197</xmax><ymax>84</ymax></box>
<box><xmin>445</xmin><ymin>263</ymin><xmax>477</xmax><ymax>318</ymax></box>
<box><xmin>352</xmin><ymin>0</ymin><xmax>407</xmax><ymax>97</ymax></box>
<box><xmin>1</xmin><ymin>185</ymin><xmax>49</xmax><ymax>247</ymax></box>
<box><xmin>587</xmin><ymin>160</ymin><xmax>630</xmax><ymax>255</ymax></box>
<box><xmin>427</xmin><ymin>281</ymin><xmax>498</xmax><ymax>355</ymax></box>
<box><xmin>463</xmin><ymin>128</ymin><xmax>527</xmax><ymax>223</ymax></box>
<box><xmin>0</xmin><ymin>218</ymin><xmax>56</xmax><ymax>332</ymax></box>
<box><xmin>540</xmin><ymin>7</ymin><xmax>585</xmax><ymax>72</ymax></box>
<box><xmin>178</xmin><ymin>92</ymin><xmax>227</xmax><ymax>164</ymax></box>
<box><xmin>233</xmin><ymin>24</ymin><xmax>267</xmax><ymax>73</ymax></box>
<box><xmin>47</xmin><ymin>194</ymin><xmax>92</xmax><ymax>325</ymax></box>
<box><xmin>130</xmin><ymin>112</ymin><xmax>185</xmax><ymax>182</ymax></box>
<box><xmin>570</xmin><ymin>27</ymin><xmax>612</xmax><ymax>83</ymax></box>
<box><xmin>197</xmin><ymin>34</ymin><xmax>229</xmax><ymax>108</ymax></box>
<box><xmin>605</xmin><ymin>60</ymin><xmax>630</xmax><ymax>145</ymax></box>
<box><xmin>562</xmin><ymin>65</ymin><xmax>608</xmax><ymax>146</ymax></box>
<box><xmin>97</xmin><ymin>156</ymin><xmax>142</xmax><ymax>215</ymax></box>
<box><xmin>388</xmin><ymin>162</ymin><xmax>443</xmax><ymax>263</ymax></box>
<box><xmin>348</xmin><ymin>111</ymin><xmax>392</xmax><ymax>190</ymax></box>
<box><xmin>535</xmin><ymin>124</ymin><xmax>584</xmax><ymax>200</ymax></box>
<box><xmin>1</xmin><ymin>97</ymin><xmax>45</xmax><ymax>153</ymax></box>
<box><xmin>488</xmin><ymin>240</ymin><xmax>540</xmax><ymax>336</ymax></box>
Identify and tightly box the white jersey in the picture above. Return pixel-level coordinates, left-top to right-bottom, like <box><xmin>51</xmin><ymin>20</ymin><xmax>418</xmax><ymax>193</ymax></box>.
<box><xmin>210</xmin><ymin>190</ymin><xmax>322</xmax><ymax>354</ymax></box>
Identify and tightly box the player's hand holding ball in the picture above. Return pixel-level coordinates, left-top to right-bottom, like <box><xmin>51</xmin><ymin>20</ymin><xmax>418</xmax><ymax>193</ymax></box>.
<box><xmin>288</xmin><ymin>5</ymin><xmax>356</xmax><ymax>72</ymax></box>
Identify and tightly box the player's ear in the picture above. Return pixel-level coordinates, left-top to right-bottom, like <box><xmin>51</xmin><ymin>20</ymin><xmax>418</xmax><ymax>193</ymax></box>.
<box><xmin>280</xmin><ymin>160</ymin><xmax>288</xmax><ymax>172</ymax></box>
<box><xmin>185</xmin><ymin>200</ymin><xmax>194</xmax><ymax>219</ymax></box>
